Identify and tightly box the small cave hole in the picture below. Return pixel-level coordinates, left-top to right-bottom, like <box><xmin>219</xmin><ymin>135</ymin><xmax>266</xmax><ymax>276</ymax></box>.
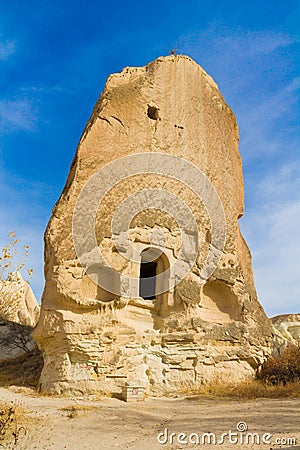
<box><xmin>206</xmin><ymin>229</ymin><xmax>211</xmax><ymax>244</ymax></box>
<box><xmin>147</xmin><ymin>105</ymin><xmax>159</xmax><ymax>120</ymax></box>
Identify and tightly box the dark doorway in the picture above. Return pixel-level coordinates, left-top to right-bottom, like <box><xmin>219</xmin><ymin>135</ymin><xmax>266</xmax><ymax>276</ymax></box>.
<box><xmin>139</xmin><ymin>260</ymin><xmax>157</xmax><ymax>300</ymax></box>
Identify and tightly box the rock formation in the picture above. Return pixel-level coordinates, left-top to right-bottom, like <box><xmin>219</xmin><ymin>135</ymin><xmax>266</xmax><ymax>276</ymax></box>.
<box><xmin>33</xmin><ymin>55</ymin><xmax>275</xmax><ymax>395</ymax></box>
<box><xmin>271</xmin><ymin>314</ymin><xmax>300</xmax><ymax>345</ymax></box>
<box><xmin>0</xmin><ymin>272</ymin><xmax>40</xmax><ymax>327</ymax></box>
<box><xmin>0</xmin><ymin>272</ymin><xmax>40</xmax><ymax>363</ymax></box>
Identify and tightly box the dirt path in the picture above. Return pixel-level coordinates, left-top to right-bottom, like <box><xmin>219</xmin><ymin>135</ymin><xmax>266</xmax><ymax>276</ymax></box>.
<box><xmin>1</xmin><ymin>386</ymin><xmax>299</xmax><ymax>450</ymax></box>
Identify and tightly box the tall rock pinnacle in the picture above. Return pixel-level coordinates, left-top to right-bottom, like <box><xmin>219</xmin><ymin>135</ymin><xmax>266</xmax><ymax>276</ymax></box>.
<box><xmin>33</xmin><ymin>55</ymin><xmax>274</xmax><ymax>395</ymax></box>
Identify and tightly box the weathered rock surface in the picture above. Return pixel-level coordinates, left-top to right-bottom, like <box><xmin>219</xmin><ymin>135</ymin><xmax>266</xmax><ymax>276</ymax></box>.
<box><xmin>271</xmin><ymin>314</ymin><xmax>300</xmax><ymax>345</ymax></box>
<box><xmin>0</xmin><ymin>272</ymin><xmax>40</xmax><ymax>327</ymax></box>
<box><xmin>33</xmin><ymin>55</ymin><xmax>275</xmax><ymax>395</ymax></box>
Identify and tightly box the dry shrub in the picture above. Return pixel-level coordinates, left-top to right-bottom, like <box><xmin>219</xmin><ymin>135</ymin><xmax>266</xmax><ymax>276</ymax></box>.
<box><xmin>0</xmin><ymin>320</ymin><xmax>35</xmax><ymax>354</ymax></box>
<box><xmin>0</xmin><ymin>403</ymin><xmax>26</xmax><ymax>449</ymax></box>
<box><xmin>181</xmin><ymin>369</ymin><xmax>300</xmax><ymax>400</ymax></box>
<box><xmin>60</xmin><ymin>404</ymin><xmax>97</xmax><ymax>418</ymax></box>
<box><xmin>194</xmin><ymin>379</ymin><xmax>300</xmax><ymax>399</ymax></box>
<box><xmin>256</xmin><ymin>345</ymin><xmax>300</xmax><ymax>385</ymax></box>
<box><xmin>184</xmin><ymin>346</ymin><xmax>300</xmax><ymax>400</ymax></box>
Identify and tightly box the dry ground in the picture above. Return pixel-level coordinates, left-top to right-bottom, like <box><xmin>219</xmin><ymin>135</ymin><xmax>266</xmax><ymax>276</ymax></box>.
<box><xmin>0</xmin><ymin>386</ymin><xmax>299</xmax><ymax>450</ymax></box>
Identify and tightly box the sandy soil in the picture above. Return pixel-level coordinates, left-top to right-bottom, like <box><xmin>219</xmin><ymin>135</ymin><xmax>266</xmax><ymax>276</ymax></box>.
<box><xmin>0</xmin><ymin>386</ymin><xmax>299</xmax><ymax>450</ymax></box>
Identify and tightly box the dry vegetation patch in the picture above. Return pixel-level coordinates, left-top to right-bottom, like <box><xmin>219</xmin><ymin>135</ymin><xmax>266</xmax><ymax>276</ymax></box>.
<box><xmin>184</xmin><ymin>346</ymin><xmax>300</xmax><ymax>400</ymax></box>
<box><xmin>0</xmin><ymin>402</ymin><xmax>27</xmax><ymax>449</ymax></box>
<box><xmin>189</xmin><ymin>379</ymin><xmax>300</xmax><ymax>400</ymax></box>
<box><xmin>60</xmin><ymin>404</ymin><xmax>99</xmax><ymax>418</ymax></box>
<box><xmin>257</xmin><ymin>345</ymin><xmax>300</xmax><ymax>385</ymax></box>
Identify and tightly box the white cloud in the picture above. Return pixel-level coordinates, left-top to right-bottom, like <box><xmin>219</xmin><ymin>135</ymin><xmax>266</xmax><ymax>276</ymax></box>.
<box><xmin>0</xmin><ymin>39</ymin><xmax>16</xmax><ymax>60</ymax></box>
<box><xmin>240</xmin><ymin>163</ymin><xmax>300</xmax><ymax>316</ymax></box>
<box><xmin>20</xmin><ymin>85</ymin><xmax>67</xmax><ymax>94</ymax></box>
<box><xmin>238</xmin><ymin>78</ymin><xmax>300</xmax><ymax>160</ymax></box>
<box><xmin>258</xmin><ymin>161</ymin><xmax>300</xmax><ymax>200</ymax></box>
<box><xmin>179</xmin><ymin>25</ymin><xmax>299</xmax><ymax>316</ymax></box>
<box><xmin>212</xmin><ymin>30</ymin><xmax>295</xmax><ymax>58</ymax></box>
<box><xmin>179</xmin><ymin>27</ymin><xmax>299</xmax><ymax>162</ymax></box>
<box><xmin>246</xmin><ymin>31</ymin><xmax>295</xmax><ymax>56</ymax></box>
<box><xmin>179</xmin><ymin>26</ymin><xmax>296</xmax><ymax>71</ymax></box>
<box><xmin>0</xmin><ymin>99</ymin><xmax>38</xmax><ymax>133</ymax></box>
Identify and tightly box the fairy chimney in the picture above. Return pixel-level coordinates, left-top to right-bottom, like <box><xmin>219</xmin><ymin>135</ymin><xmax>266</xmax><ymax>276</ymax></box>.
<box><xmin>32</xmin><ymin>55</ymin><xmax>274</xmax><ymax>395</ymax></box>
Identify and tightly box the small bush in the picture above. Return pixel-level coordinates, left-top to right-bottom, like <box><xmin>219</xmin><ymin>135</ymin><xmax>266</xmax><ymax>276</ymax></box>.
<box><xmin>256</xmin><ymin>345</ymin><xmax>300</xmax><ymax>385</ymax></box>
<box><xmin>0</xmin><ymin>405</ymin><xmax>14</xmax><ymax>443</ymax></box>
<box><xmin>0</xmin><ymin>403</ymin><xmax>26</xmax><ymax>449</ymax></box>
<box><xmin>0</xmin><ymin>320</ymin><xmax>34</xmax><ymax>354</ymax></box>
<box><xmin>60</xmin><ymin>404</ymin><xmax>96</xmax><ymax>418</ymax></box>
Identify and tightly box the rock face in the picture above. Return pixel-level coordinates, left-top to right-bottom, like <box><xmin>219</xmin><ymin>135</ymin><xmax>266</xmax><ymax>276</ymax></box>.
<box><xmin>32</xmin><ymin>55</ymin><xmax>275</xmax><ymax>395</ymax></box>
<box><xmin>0</xmin><ymin>272</ymin><xmax>40</xmax><ymax>327</ymax></box>
<box><xmin>271</xmin><ymin>314</ymin><xmax>300</xmax><ymax>345</ymax></box>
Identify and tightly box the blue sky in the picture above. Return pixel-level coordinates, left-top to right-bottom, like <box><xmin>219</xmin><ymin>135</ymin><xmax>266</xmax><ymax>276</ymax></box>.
<box><xmin>0</xmin><ymin>0</ymin><xmax>299</xmax><ymax>316</ymax></box>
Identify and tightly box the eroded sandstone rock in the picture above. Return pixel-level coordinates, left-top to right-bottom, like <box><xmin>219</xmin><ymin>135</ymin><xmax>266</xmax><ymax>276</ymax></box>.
<box><xmin>0</xmin><ymin>272</ymin><xmax>40</xmax><ymax>327</ymax></box>
<box><xmin>33</xmin><ymin>55</ymin><xmax>275</xmax><ymax>395</ymax></box>
<box><xmin>271</xmin><ymin>314</ymin><xmax>300</xmax><ymax>345</ymax></box>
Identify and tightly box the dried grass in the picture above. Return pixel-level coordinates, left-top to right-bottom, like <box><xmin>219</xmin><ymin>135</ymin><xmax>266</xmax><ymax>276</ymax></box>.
<box><xmin>0</xmin><ymin>402</ymin><xmax>27</xmax><ymax>448</ymax></box>
<box><xmin>256</xmin><ymin>345</ymin><xmax>300</xmax><ymax>385</ymax></box>
<box><xmin>60</xmin><ymin>404</ymin><xmax>98</xmax><ymax>418</ymax></box>
<box><xmin>191</xmin><ymin>379</ymin><xmax>300</xmax><ymax>400</ymax></box>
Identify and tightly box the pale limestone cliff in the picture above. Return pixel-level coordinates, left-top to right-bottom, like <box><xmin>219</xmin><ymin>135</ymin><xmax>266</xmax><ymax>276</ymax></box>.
<box><xmin>271</xmin><ymin>314</ymin><xmax>300</xmax><ymax>344</ymax></box>
<box><xmin>33</xmin><ymin>55</ymin><xmax>275</xmax><ymax>395</ymax></box>
<box><xmin>0</xmin><ymin>272</ymin><xmax>40</xmax><ymax>327</ymax></box>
